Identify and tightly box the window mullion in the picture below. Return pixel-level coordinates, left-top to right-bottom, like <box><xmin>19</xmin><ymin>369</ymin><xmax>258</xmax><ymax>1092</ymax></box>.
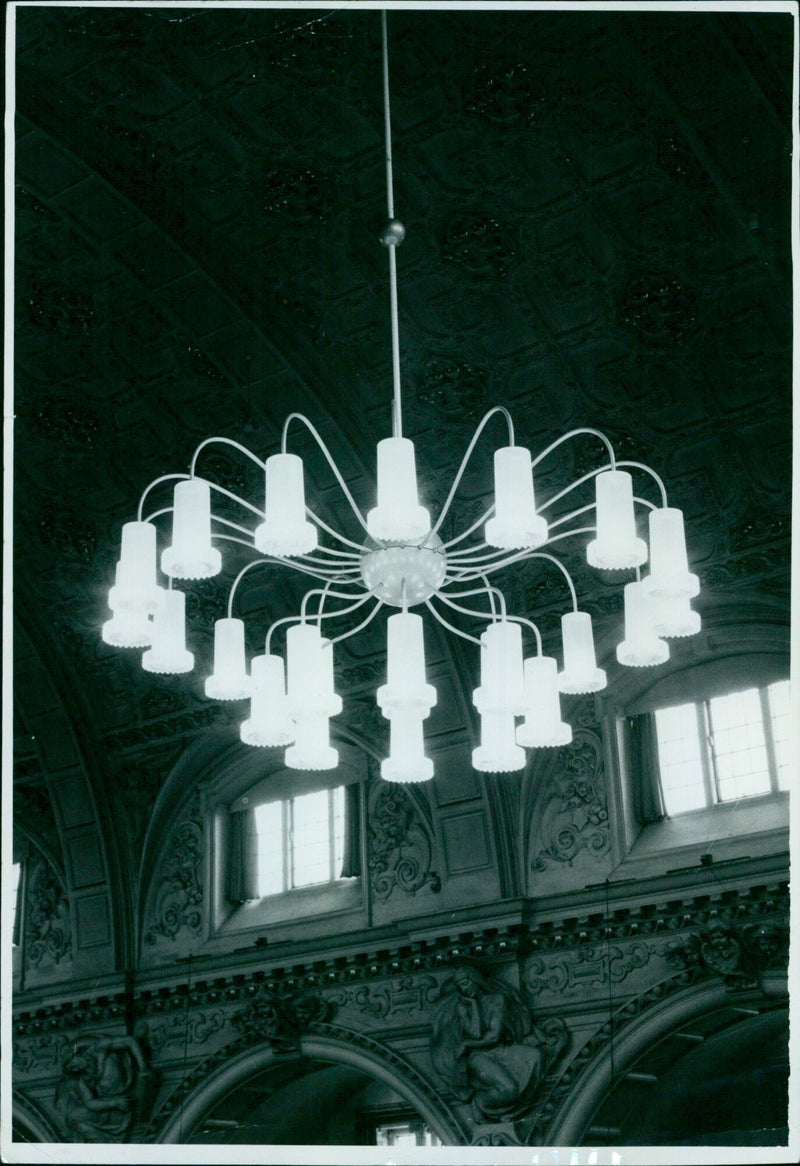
<box><xmin>698</xmin><ymin>701</ymin><xmax>718</xmax><ymax>806</ymax></box>
<box><xmin>760</xmin><ymin>686</ymin><xmax>780</xmax><ymax>794</ymax></box>
<box><xmin>284</xmin><ymin>799</ymin><xmax>292</xmax><ymax>891</ymax></box>
<box><xmin>328</xmin><ymin>788</ymin><xmax>336</xmax><ymax>881</ymax></box>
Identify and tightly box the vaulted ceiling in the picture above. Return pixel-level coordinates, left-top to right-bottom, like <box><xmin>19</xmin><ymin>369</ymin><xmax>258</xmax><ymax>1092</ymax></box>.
<box><xmin>12</xmin><ymin>6</ymin><xmax>793</xmax><ymax>898</ymax></box>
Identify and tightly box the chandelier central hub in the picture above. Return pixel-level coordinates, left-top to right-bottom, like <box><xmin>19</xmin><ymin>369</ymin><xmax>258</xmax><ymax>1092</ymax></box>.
<box><xmin>360</xmin><ymin>537</ymin><xmax>447</xmax><ymax>607</ymax></box>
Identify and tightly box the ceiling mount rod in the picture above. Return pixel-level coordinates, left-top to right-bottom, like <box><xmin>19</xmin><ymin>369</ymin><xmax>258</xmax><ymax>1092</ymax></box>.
<box><xmin>380</xmin><ymin>9</ymin><xmax>405</xmax><ymax>440</ymax></box>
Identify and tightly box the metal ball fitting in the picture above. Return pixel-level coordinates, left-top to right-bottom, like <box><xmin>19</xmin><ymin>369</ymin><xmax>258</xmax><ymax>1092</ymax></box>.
<box><xmin>380</xmin><ymin>219</ymin><xmax>406</xmax><ymax>247</ymax></box>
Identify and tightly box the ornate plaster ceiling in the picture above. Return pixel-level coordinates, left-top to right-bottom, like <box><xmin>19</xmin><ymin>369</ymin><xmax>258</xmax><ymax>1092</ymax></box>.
<box><xmin>12</xmin><ymin>7</ymin><xmax>793</xmax><ymax>879</ymax></box>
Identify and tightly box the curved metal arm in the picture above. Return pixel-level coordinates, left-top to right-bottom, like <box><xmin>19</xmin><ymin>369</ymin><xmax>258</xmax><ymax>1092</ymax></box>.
<box><xmin>425</xmin><ymin>406</ymin><xmax>515</xmax><ymax>543</ymax></box>
<box><xmin>329</xmin><ymin>596</ymin><xmax>384</xmax><ymax>646</ymax></box>
<box><xmin>425</xmin><ymin>598</ymin><xmax>482</xmax><ymax>647</ymax></box>
<box><xmin>531</xmin><ymin>427</ymin><xmax>616</xmax><ymax>471</ymax></box>
<box><xmin>281</xmin><ymin>412</ymin><xmax>375</xmax><ymax>541</ymax></box>
<box><xmin>137</xmin><ymin>473</ymin><xmax>189</xmax><ymax>522</ymax></box>
<box><xmin>189</xmin><ymin>436</ymin><xmax>266</xmax><ymax>478</ymax></box>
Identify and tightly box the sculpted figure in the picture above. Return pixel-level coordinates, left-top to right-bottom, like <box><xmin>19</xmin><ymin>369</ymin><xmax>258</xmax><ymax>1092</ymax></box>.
<box><xmin>431</xmin><ymin>966</ymin><xmax>567</xmax><ymax>1121</ymax></box>
<box><xmin>54</xmin><ymin>1034</ymin><xmax>147</xmax><ymax>1142</ymax></box>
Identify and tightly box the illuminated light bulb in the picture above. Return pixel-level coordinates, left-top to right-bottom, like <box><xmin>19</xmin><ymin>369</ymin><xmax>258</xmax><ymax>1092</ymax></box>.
<box><xmin>473</xmin><ymin>620</ymin><xmax>525</xmax><ymax>715</ymax></box>
<box><xmin>102</xmin><ymin>607</ymin><xmax>153</xmax><ymax>649</ymax></box>
<box><xmin>142</xmin><ymin>589</ymin><xmax>193</xmax><ymax>674</ymax></box>
<box><xmin>587</xmin><ymin>470</ymin><xmax>647</xmax><ymax>570</ymax></box>
<box><xmin>240</xmin><ymin>653</ymin><xmax>294</xmax><ymax>747</ymax></box>
<box><xmin>205</xmin><ymin>618</ymin><xmax>251</xmax><ymax>699</ymax></box>
<box><xmin>472</xmin><ymin>711</ymin><xmax>525</xmax><ymax>773</ymax></box>
<box><xmin>161</xmin><ymin>478</ymin><xmax>222</xmax><ymax>580</ymax></box>
<box><xmin>558</xmin><ymin>611</ymin><xmax>607</xmax><ymax>694</ymax></box>
<box><xmin>617</xmin><ymin>580</ymin><xmax>669</xmax><ymax>667</ymax></box>
<box><xmin>643</xmin><ymin>507</ymin><xmax>699</xmax><ymax>599</ymax></box>
<box><xmin>285</xmin><ymin>712</ymin><xmax>338</xmax><ymax>770</ymax></box>
<box><xmin>517</xmin><ymin>655</ymin><xmax>572</xmax><ymax>748</ymax></box>
<box><xmin>366</xmin><ymin>437</ymin><xmax>430</xmax><ymax>541</ymax></box>
<box><xmin>108</xmin><ymin>521</ymin><xmax>164</xmax><ymax>615</ymax></box>
<box><xmin>650</xmin><ymin>592</ymin><xmax>702</xmax><ymax>639</ymax></box>
<box><xmin>286</xmin><ymin>623</ymin><xmax>342</xmax><ymax>717</ymax></box>
<box><xmin>254</xmin><ymin>453</ymin><xmax>317</xmax><ymax>557</ymax></box>
<box><xmin>485</xmin><ymin>445</ymin><xmax>548</xmax><ymax>550</ymax></box>
<box><xmin>381</xmin><ymin>708</ymin><xmax>434</xmax><ymax>782</ymax></box>
<box><xmin>377</xmin><ymin>612</ymin><xmax>436</xmax><ymax>715</ymax></box>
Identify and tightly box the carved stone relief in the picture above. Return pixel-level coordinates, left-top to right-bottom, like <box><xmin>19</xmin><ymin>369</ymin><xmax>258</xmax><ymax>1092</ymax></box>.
<box><xmin>430</xmin><ymin>965</ymin><xmax>569</xmax><ymax>1125</ymax></box>
<box><xmin>367</xmin><ymin>783</ymin><xmax>441</xmax><ymax>901</ymax></box>
<box><xmin>525</xmin><ymin>942</ymin><xmax>651</xmax><ymax>997</ymax></box>
<box><xmin>531</xmin><ymin>731</ymin><xmax>609</xmax><ymax>871</ymax></box>
<box><xmin>663</xmin><ymin>916</ymin><xmax>789</xmax><ymax>988</ymax></box>
<box><xmin>327</xmin><ymin>975</ymin><xmax>440</xmax><ymax>1022</ymax></box>
<box><xmin>52</xmin><ymin>1032</ymin><xmax>154</xmax><ymax>1143</ymax></box>
<box><xmin>25</xmin><ymin>855</ymin><xmax>72</xmax><ymax>970</ymax></box>
<box><xmin>143</xmin><ymin>797</ymin><xmax>203</xmax><ymax>947</ymax></box>
<box><xmin>230</xmin><ymin>986</ymin><xmax>332</xmax><ymax>1053</ymax></box>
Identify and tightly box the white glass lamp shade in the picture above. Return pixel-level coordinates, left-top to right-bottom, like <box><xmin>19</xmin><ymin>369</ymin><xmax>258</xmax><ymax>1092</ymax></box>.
<box><xmin>240</xmin><ymin>653</ymin><xmax>295</xmax><ymax>747</ymax></box>
<box><xmin>108</xmin><ymin>522</ymin><xmax>164</xmax><ymax>614</ymax></box>
<box><xmin>366</xmin><ymin>437</ymin><xmax>430</xmax><ymax>542</ymax></box>
<box><xmin>473</xmin><ymin>711</ymin><xmax>525</xmax><ymax>773</ymax></box>
<box><xmin>102</xmin><ymin>607</ymin><xmax>153</xmax><ymax>649</ymax></box>
<box><xmin>473</xmin><ymin>620</ymin><xmax>525</xmax><ymax>715</ymax></box>
<box><xmin>517</xmin><ymin>655</ymin><xmax>572</xmax><ymax>748</ymax></box>
<box><xmin>142</xmin><ymin>589</ymin><xmax>194</xmax><ymax>674</ymax></box>
<box><xmin>643</xmin><ymin>507</ymin><xmax>699</xmax><ymax>599</ymax></box>
<box><xmin>254</xmin><ymin>453</ymin><xmax>317</xmax><ymax>557</ymax></box>
<box><xmin>650</xmin><ymin>593</ymin><xmax>702</xmax><ymax>639</ymax></box>
<box><xmin>485</xmin><ymin>446</ymin><xmax>548</xmax><ymax>550</ymax></box>
<box><xmin>587</xmin><ymin>470</ymin><xmax>648</xmax><ymax>570</ymax></box>
<box><xmin>377</xmin><ymin>612</ymin><xmax>436</xmax><ymax>715</ymax></box>
<box><xmin>161</xmin><ymin>478</ymin><xmax>222</xmax><ymax>580</ymax></box>
<box><xmin>285</xmin><ymin>712</ymin><xmax>338</xmax><ymax>771</ymax></box>
<box><xmin>558</xmin><ymin>611</ymin><xmax>607</xmax><ymax>694</ymax></box>
<box><xmin>204</xmin><ymin>617</ymin><xmax>251</xmax><ymax>699</ymax></box>
<box><xmin>381</xmin><ymin>708</ymin><xmax>434</xmax><ymax>782</ymax></box>
<box><xmin>617</xmin><ymin>581</ymin><xmax>669</xmax><ymax>667</ymax></box>
<box><xmin>286</xmin><ymin>623</ymin><xmax>342</xmax><ymax>718</ymax></box>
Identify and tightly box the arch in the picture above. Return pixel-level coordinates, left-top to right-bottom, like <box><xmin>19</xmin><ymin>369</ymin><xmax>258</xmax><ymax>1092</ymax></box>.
<box><xmin>547</xmin><ymin>973</ymin><xmax>788</xmax><ymax>1144</ymax></box>
<box><xmin>156</xmin><ymin>1031</ymin><xmax>465</xmax><ymax>1145</ymax></box>
<box><xmin>11</xmin><ymin>1091</ymin><xmax>62</xmax><ymax>1144</ymax></box>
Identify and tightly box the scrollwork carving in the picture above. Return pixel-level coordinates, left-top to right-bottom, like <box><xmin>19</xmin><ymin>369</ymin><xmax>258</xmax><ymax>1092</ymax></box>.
<box><xmin>25</xmin><ymin>856</ymin><xmax>72</xmax><ymax>969</ymax></box>
<box><xmin>144</xmin><ymin>799</ymin><xmax>203</xmax><ymax>946</ymax></box>
<box><xmin>230</xmin><ymin>987</ymin><xmax>331</xmax><ymax>1053</ymax></box>
<box><xmin>531</xmin><ymin>733</ymin><xmax>609</xmax><ymax>870</ymax></box>
<box><xmin>526</xmin><ymin>942</ymin><xmax>651</xmax><ymax>996</ymax></box>
<box><xmin>368</xmin><ymin>784</ymin><xmax>441</xmax><ymax>901</ymax></box>
<box><xmin>663</xmin><ymin>916</ymin><xmax>789</xmax><ymax>988</ymax></box>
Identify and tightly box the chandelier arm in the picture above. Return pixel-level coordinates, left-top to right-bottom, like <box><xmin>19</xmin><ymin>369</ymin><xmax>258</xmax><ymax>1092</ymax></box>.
<box><xmin>305</xmin><ymin>507</ymin><xmax>370</xmax><ymax>553</ymax></box>
<box><xmin>189</xmin><ymin>436</ymin><xmax>266</xmax><ymax>478</ymax></box>
<box><xmin>521</xmin><ymin>552</ymin><xmax>578</xmax><ymax>611</ymax></box>
<box><xmin>446</xmin><ymin>546</ymin><xmax>522</xmax><ymax>567</ymax></box>
<box><xmin>616</xmin><ymin>461</ymin><xmax>668</xmax><ymax>508</ymax></box>
<box><xmin>307</xmin><ymin>544</ymin><xmax>363</xmax><ymax>561</ymax></box>
<box><xmin>203</xmin><ymin>478</ymin><xmax>266</xmax><ymax>519</ymax></box>
<box><xmin>531</xmin><ymin>427</ymin><xmax>616</xmax><ymax>472</ymax></box>
<box><xmin>504</xmin><ymin>614</ymin><xmax>543</xmax><ymax>656</ymax></box>
<box><xmin>424</xmin><ymin>599</ymin><xmax>483</xmax><ymax>647</ymax></box>
<box><xmin>328</xmin><ymin>596</ymin><xmax>384</xmax><ymax>646</ymax></box>
<box><xmin>438</xmin><ymin>503</ymin><xmax>495</xmax><ymax>551</ymax></box>
<box><xmin>423</xmin><ymin>406</ymin><xmax>515</xmax><ymax>544</ymax></box>
<box><xmin>142</xmin><ymin>507</ymin><xmax>174</xmax><ymax>525</ymax></box>
<box><xmin>300</xmin><ymin>586</ymin><xmax>374</xmax><ymax>622</ymax></box>
<box><xmin>227</xmin><ymin>559</ymin><xmax>273</xmax><ymax>619</ymax></box>
<box><xmin>137</xmin><ymin>473</ymin><xmax>190</xmax><ymax>522</ymax></box>
<box><xmin>435</xmin><ymin>588</ymin><xmax>507</xmax><ymax>625</ymax></box>
<box><xmin>281</xmin><ymin>412</ymin><xmax>376</xmax><ymax>542</ymax></box>
<box><xmin>438</xmin><ymin>582</ymin><xmax>499</xmax><ymax>620</ymax></box>
<box><xmin>539</xmin><ymin>464</ymin><xmax>612</xmax><ymax>513</ymax></box>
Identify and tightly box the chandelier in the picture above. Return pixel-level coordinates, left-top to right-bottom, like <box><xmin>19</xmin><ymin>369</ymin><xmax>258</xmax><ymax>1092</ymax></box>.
<box><xmin>101</xmin><ymin>12</ymin><xmax>701</xmax><ymax>783</ymax></box>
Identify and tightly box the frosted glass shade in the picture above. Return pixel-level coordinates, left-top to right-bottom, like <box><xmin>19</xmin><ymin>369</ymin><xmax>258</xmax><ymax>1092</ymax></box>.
<box><xmin>485</xmin><ymin>446</ymin><xmax>548</xmax><ymax>550</ymax></box>
<box><xmin>205</xmin><ymin>617</ymin><xmax>251</xmax><ymax>699</ymax></box>
<box><xmin>286</xmin><ymin>623</ymin><xmax>342</xmax><ymax>717</ymax></box>
<box><xmin>517</xmin><ymin>656</ymin><xmax>572</xmax><ymax>748</ymax></box>
<box><xmin>473</xmin><ymin>620</ymin><xmax>525</xmax><ymax>715</ymax></box>
<box><xmin>142</xmin><ymin>589</ymin><xmax>194</xmax><ymax>674</ymax></box>
<box><xmin>377</xmin><ymin>612</ymin><xmax>436</xmax><ymax>715</ymax></box>
<box><xmin>285</xmin><ymin>713</ymin><xmax>338</xmax><ymax>770</ymax></box>
<box><xmin>650</xmin><ymin>593</ymin><xmax>702</xmax><ymax>639</ymax></box>
<box><xmin>102</xmin><ymin>608</ymin><xmax>153</xmax><ymax>649</ymax></box>
<box><xmin>558</xmin><ymin>611</ymin><xmax>607</xmax><ymax>694</ymax></box>
<box><xmin>108</xmin><ymin>521</ymin><xmax>164</xmax><ymax>614</ymax></box>
<box><xmin>643</xmin><ymin>507</ymin><xmax>699</xmax><ymax>599</ymax></box>
<box><xmin>617</xmin><ymin>581</ymin><xmax>669</xmax><ymax>667</ymax></box>
<box><xmin>161</xmin><ymin>478</ymin><xmax>222</xmax><ymax>580</ymax></box>
<box><xmin>366</xmin><ymin>438</ymin><xmax>430</xmax><ymax>542</ymax></box>
<box><xmin>587</xmin><ymin>470</ymin><xmax>647</xmax><ymax>570</ymax></box>
<box><xmin>254</xmin><ymin>453</ymin><xmax>317</xmax><ymax>557</ymax></box>
<box><xmin>240</xmin><ymin>653</ymin><xmax>294</xmax><ymax>747</ymax></box>
<box><xmin>381</xmin><ymin>708</ymin><xmax>434</xmax><ymax>782</ymax></box>
<box><xmin>473</xmin><ymin>711</ymin><xmax>525</xmax><ymax>773</ymax></box>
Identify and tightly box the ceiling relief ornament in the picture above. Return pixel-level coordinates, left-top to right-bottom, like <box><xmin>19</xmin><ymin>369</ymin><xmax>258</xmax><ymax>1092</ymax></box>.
<box><xmin>143</xmin><ymin>797</ymin><xmax>203</xmax><ymax>949</ymax></box>
<box><xmin>367</xmin><ymin>783</ymin><xmax>442</xmax><ymax>902</ymax></box>
<box><xmin>430</xmin><ymin>965</ymin><xmax>569</xmax><ymax>1129</ymax></box>
<box><xmin>530</xmin><ymin>731</ymin><xmax>609</xmax><ymax>872</ymax></box>
<box><xmin>230</xmin><ymin>986</ymin><xmax>331</xmax><ymax>1053</ymax></box>
<box><xmin>25</xmin><ymin>855</ymin><xmax>72</xmax><ymax>971</ymax></box>
<box><xmin>52</xmin><ymin>1032</ymin><xmax>154</xmax><ymax>1144</ymax></box>
<box><xmin>663</xmin><ymin>916</ymin><xmax>789</xmax><ymax>989</ymax></box>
